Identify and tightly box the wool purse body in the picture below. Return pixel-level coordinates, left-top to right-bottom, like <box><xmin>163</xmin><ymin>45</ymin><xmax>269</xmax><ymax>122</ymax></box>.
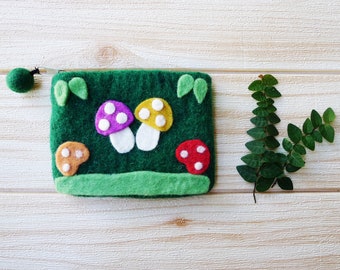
<box><xmin>7</xmin><ymin>68</ymin><xmax>215</xmax><ymax>197</ymax></box>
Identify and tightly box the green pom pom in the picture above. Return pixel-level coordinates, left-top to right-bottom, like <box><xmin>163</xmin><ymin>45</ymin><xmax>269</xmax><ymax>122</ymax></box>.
<box><xmin>6</xmin><ymin>68</ymin><xmax>35</xmax><ymax>93</ymax></box>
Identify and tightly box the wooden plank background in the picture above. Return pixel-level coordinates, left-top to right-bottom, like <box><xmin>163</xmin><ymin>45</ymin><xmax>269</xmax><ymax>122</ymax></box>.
<box><xmin>0</xmin><ymin>0</ymin><xmax>339</xmax><ymax>269</ymax></box>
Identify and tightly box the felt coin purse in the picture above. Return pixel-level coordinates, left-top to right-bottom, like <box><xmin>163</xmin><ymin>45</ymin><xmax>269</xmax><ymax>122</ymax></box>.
<box><xmin>7</xmin><ymin>69</ymin><xmax>215</xmax><ymax>197</ymax></box>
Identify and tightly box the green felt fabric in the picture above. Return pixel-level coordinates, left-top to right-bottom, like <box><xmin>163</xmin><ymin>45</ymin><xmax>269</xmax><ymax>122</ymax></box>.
<box><xmin>6</xmin><ymin>68</ymin><xmax>34</xmax><ymax>93</ymax></box>
<box><xmin>50</xmin><ymin>70</ymin><xmax>215</xmax><ymax>197</ymax></box>
<box><xmin>55</xmin><ymin>172</ymin><xmax>210</xmax><ymax>197</ymax></box>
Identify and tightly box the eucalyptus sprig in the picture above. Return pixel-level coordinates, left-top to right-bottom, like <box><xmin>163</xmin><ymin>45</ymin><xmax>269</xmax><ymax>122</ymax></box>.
<box><xmin>237</xmin><ymin>74</ymin><xmax>336</xmax><ymax>202</ymax></box>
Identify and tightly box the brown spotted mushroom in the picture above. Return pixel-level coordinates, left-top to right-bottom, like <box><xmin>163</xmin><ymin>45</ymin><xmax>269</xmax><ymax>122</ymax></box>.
<box><xmin>176</xmin><ymin>139</ymin><xmax>210</xmax><ymax>174</ymax></box>
<box><xmin>56</xmin><ymin>141</ymin><xmax>90</xmax><ymax>176</ymax></box>
<box><xmin>134</xmin><ymin>98</ymin><xmax>173</xmax><ymax>151</ymax></box>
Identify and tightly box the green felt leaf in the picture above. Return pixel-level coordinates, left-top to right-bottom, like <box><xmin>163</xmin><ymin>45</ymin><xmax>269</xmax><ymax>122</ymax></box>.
<box><xmin>277</xmin><ymin>177</ymin><xmax>293</xmax><ymax>190</ymax></box>
<box><xmin>312</xmin><ymin>130</ymin><xmax>323</xmax><ymax>143</ymax></box>
<box><xmin>285</xmin><ymin>163</ymin><xmax>301</xmax><ymax>173</ymax></box>
<box><xmin>177</xmin><ymin>74</ymin><xmax>194</xmax><ymax>98</ymax></box>
<box><xmin>288</xmin><ymin>123</ymin><xmax>302</xmax><ymax>144</ymax></box>
<box><xmin>303</xmin><ymin>118</ymin><xmax>313</xmax><ymax>134</ymax></box>
<box><xmin>319</xmin><ymin>124</ymin><xmax>335</xmax><ymax>143</ymax></box>
<box><xmin>266</xmin><ymin>124</ymin><xmax>279</xmax><ymax>136</ymax></box>
<box><xmin>193</xmin><ymin>78</ymin><xmax>208</xmax><ymax>104</ymax></box>
<box><xmin>250</xmin><ymin>116</ymin><xmax>267</xmax><ymax>127</ymax></box>
<box><xmin>264</xmin><ymin>136</ymin><xmax>280</xmax><ymax>149</ymax></box>
<box><xmin>311</xmin><ymin>110</ymin><xmax>322</xmax><ymax>128</ymax></box>
<box><xmin>54</xmin><ymin>80</ymin><xmax>69</xmax><ymax>106</ymax></box>
<box><xmin>264</xmin><ymin>87</ymin><xmax>281</xmax><ymax>98</ymax></box>
<box><xmin>323</xmin><ymin>107</ymin><xmax>336</xmax><ymax>124</ymax></box>
<box><xmin>289</xmin><ymin>151</ymin><xmax>305</xmax><ymax>168</ymax></box>
<box><xmin>302</xmin><ymin>135</ymin><xmax>315</xmax><ymax>151</ymax></box>
<box><xmin>252</xmin><ymin>92</ymin><xmax>266</xmax><ymax>101</ymax></box>
<box><xmin>68</xmin><ymin>77</ymin><xmax>88</xmax><ymax>100</ymax></box>
<box><xmin>248</xmin><ymin>80</ymin><xmax>265</xmax><ymax>91</ymax></box>
<box><xmin>245</xmin><ymin>140</ymin><xmax>266</xmax><ymax>154</ymax></box>
<box><xmin>268</xmin><ymin>113</ymin><xmax>281</xmax><ymax>124</ymax></box>
<box><xmin>256</xmin><ymin>177</ymin><xmax>275</xmax><ymax>192</ymax></box>
<box><xmin>247</xmin><ymin>127</ymin><xmax>266</xmax><ymax>139</ymax></box>
<box><xmin>260</xmin><ymin>163</ymin><xmax>283</xmax><ymax>178</ymax></box>
<box><xmin>262</xmin><ymin>74</ymin><xmax>278</xmax><ymax>86</ymax></box>
<box><xmin>282</xmin><ymin>138</ymin><xmax>293</xmax><ymax>152</ymax></box>
<box><xmin>252</xmin><ymin>107</ymin><xmax>269</xmax><ymax>117</ymax></box>
<box><xmin>293</xmin><ymin>144</ymin><xmax>306</xmax><ymax>155</ymax></box>
<box><xmin>241</xmin><ymin>154</ymin><xmax>262</xmax><ymax>168</ymax></box>
<box><xmin>236</xmin><ymin>165</ymin><xmax>257</xmax><ymax>183</ymax></box>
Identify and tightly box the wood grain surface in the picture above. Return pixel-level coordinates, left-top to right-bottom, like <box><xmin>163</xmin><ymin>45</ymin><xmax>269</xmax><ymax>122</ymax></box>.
<box><xmin>0</xmin><ymin>0</ymin><xmax>339</xmax><ymax>269</ymax></box>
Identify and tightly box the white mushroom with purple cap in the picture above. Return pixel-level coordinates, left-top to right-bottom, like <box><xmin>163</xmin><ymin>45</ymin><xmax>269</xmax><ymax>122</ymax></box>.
<box><xmin>134</xmin><ymin>98</ymin><xmax>173</xmax><ymax>151</ymax></box>
<box><xmin>95</xmin><ymin>100</ymin><xmax>135</xmax><ymax>153</ymax></box>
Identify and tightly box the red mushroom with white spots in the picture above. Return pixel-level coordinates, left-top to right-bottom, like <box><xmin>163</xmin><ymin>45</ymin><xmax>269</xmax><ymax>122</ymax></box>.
<box><xmin>95</xmin><ymin>100</ymin><xmax>135</xmax><ymax>154</ymax></box>
<box><xmin>175</xmin><ymin>139</ymin><xmax>211</xmax><ymax>174</ymax></box>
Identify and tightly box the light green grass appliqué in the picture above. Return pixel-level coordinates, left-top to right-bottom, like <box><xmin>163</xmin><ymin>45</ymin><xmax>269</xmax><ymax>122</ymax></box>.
<box><xmin>55</xmin><ymin>171</ymin><xmax>210</xmax><ymax>197</ymax></box>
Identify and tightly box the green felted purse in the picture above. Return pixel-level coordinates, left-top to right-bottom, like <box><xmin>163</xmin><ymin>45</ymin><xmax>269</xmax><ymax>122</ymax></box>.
<box><xmin>7</xmin><ymin>68</ymin><xmax>215</xmax><ymax>197</ymax></box>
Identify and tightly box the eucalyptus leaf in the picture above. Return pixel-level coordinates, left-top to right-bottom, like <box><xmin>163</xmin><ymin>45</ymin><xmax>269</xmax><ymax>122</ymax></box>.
<box><xmin>293</xmin><ymin>144</ymin><xmax>307</xmax><ymax>155</ymax></box>
<box><xmin>252</xmin><ymin>107</ymin><xmax>269</xmax><ymax>117</ymax></box>
<box><xmin>277</xmin><ymin>177</ymin><xmax>293</xmax><ymax>190</ymax></box>
<box><xmin>288</xmin><ymin>123</ymin><xmax>302</xmax><ymax>144</ymax></box>
<box><xmin>260</xmin><ymin>163</ymin><xmax>283</xmax><ymax>178</ymax></box>
<box><xmin>252</xmin><ymin>91</ymin><xmax>266</xmax><ymax>101</ymax></box>
<box><xmin>257</xmin><ymin>98</ymin><xmax>274</xmax><ymax>108</ymax></box>
<box><xmin>311</xmin><ymin>110</ymin><xmax>322</xmax><ymax>128</ymax></box>
<box><xmin>266</xmin><ymin>124</ymin><xmax>279</xmax><ymax>136</ymax></box>
<box><xmin>266</xmin><ymin>105</ymin><xmax>277</xmax><ymax>113</ymax></box>
<box><xmin>264</xmin><ymin>136</ymin><xmax>280</xmax><ymax>149</ymax></box>
<box><xmin>312</xmin><ymin>130</ymin><xmax>323</xmax><ymax>143</ymax></box>
<box><xmin>323</xmin><ymin>107</ymin><xmax>336</xmax><ymax>124</ymax></box>
<box><xmin>262</xmin><ymin>74</ymin><xmax>278</xmax><ymax>86</ymax></box>
<box><xmin>262</xmin><ymin>151</ymin><xmax>287</xmax><ymax>164</ymax></box>
<box><xmin>256</xmin><ymin>177</ymin><xmax>275</xmax><ymax>192</ymax></box>
<box><xmin>302</xmin><ymin>135</ymin><xmax>315</xmax><ymax>151</ymax></box>
<box><xmin>319</xmin><ymin>124</ymin><xmax>335</xmax><ymax>143</ymax></box>
<box><xmin>236</xmin><ymin>165</ymin><xmax>257</xmax><ymax>183</ymax></box>
<box><xmin>303</xmin><ymin>118</ymin><xmax>313</xmax><ymax>134</ymax></box>
<box><xmin>241</xmin><ymin>154</ymin><xmax>262</xmax><ymax>168</ymax></box>
<box><xmin>247</xmin><ymin>127</ymin><xmax>266</xmax><ymax>139</ymax></box>
<box><xmin>289</xmin><ymin>151</ymin><xmax>305</xmax><ymax>168</ymax></box>
<box><xmin>250</xmin><ymin>116</ymin><xmax>267</xmax><ymax>127</ymax></box>
<box><xmin>248</xmin><ymin>80</ymin><xmax>265</xmax><ymax>91</ymax></box>
<box><xmin>268</xmin><ymin>113</ymin><xmax>281</xmax><ymax>124</ymax></box>
<box><xmin>282</xmin><ymin>138</ymin><xmax>293</xmax><ymax>152</ymax></box>
<box><xmin>285</xmin><ymin>164</ymin><xmax>301</xmax><ymax>173</ymax></box>
<box><xmin>264</xmin><ymin>86</ymin><xmax>281</xmax><ymax>98</ymax></box>
<box><xmin>245</xmin><ymin>140</ymin><xmax>266</xmax><ymax>154</ymax></box>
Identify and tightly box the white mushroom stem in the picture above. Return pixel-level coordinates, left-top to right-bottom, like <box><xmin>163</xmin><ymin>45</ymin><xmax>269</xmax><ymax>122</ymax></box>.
<box><xmin>109</xmin><ymin>127</ymin><xmax>135</xmax><ymax>154</ymax></box>
<box><xmin>136</xmin><ymin>123</ymin><xmax>160</xmax><ymax>151</ymax></box>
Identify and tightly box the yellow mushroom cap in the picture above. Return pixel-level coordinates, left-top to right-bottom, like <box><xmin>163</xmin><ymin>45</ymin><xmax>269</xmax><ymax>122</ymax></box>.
<box><xmin>134</xmin><ymin>98</ymin><xmax>173</xmax><ymax>132</ymax></box>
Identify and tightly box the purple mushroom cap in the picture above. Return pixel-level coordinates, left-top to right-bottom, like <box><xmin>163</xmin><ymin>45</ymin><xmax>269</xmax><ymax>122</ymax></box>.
<box><xmin>95</xmin><ymin>100</ymin><xmax>134</xmax><ymax>136</ymax></box>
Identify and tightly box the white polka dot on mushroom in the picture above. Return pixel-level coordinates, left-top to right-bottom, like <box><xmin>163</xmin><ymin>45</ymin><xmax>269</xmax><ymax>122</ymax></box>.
<box><xmin>98</xmin><ymin>119</ymin><xmax>110</xmax><ymax>131</ymax></box>
<box><xmin>116</xmin><ymin>112</ymin><xmax>128</xmax><ymax>124</ymax></box>
<box><xmin>180</xmin><ymin>150</ymin><xmax>189</xmax><ymax>158</ymax></box>
<box><xmin>62</xmin><ymin>163</ymin><xmax>70</xmax><ymax>172</ymax></box>
<box><xmin>155</xmin><ymin>114</ymin><xmax>166</xmax><ymax>127</ymax></box>
<box><xmin>197</xmin><ymin>146</ymin><xmax>206</xmax><ymax>153</ymax></box>
<box><xmin>139</xmin><ymin>108</ymin><xmax>150</xmax><ymax>120</ymax></box>
<box><xmin>104</xmin><ymin>102</ymin><xmax>116</xmax><ymax>115</ymax></box>
<box><xmin>152</xmin><ymin>99</ymin><xmax>164</xmax><ymax>111</ymax></box>
<box><xmin>61</xmin><ymin>148</ymin><xmax>70</xmax><ymax>158</ymax></box>
<box><xmin>75</xmin><ymin>150</ymin><xmax>83</xmax><ymax>159</ymax></box>
<box><xmin>194</xmin><ymin>162</ymin><xmax>203</xmax><ymax>171</ymax></box>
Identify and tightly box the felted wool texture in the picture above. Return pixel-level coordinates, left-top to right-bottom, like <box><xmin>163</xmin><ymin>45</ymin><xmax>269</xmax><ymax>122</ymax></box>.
<box><xmin>6</xmin><ymin>68</ymin><xmax>34</xmax><ymax>93</ymax></box>
<box><xmin>68</xmin><ymin>77</ymin><xmax>88</xmax><ymax>100</ymax></box>
<box><xmin>55</xmin><ymin>172</ymin><xmax>210</xmax><ymax>197</ymax></box>
<box><xmin>50</xmin><ymin>70</ymin><xmax>215</xmax><ymax>197</ymax></box>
